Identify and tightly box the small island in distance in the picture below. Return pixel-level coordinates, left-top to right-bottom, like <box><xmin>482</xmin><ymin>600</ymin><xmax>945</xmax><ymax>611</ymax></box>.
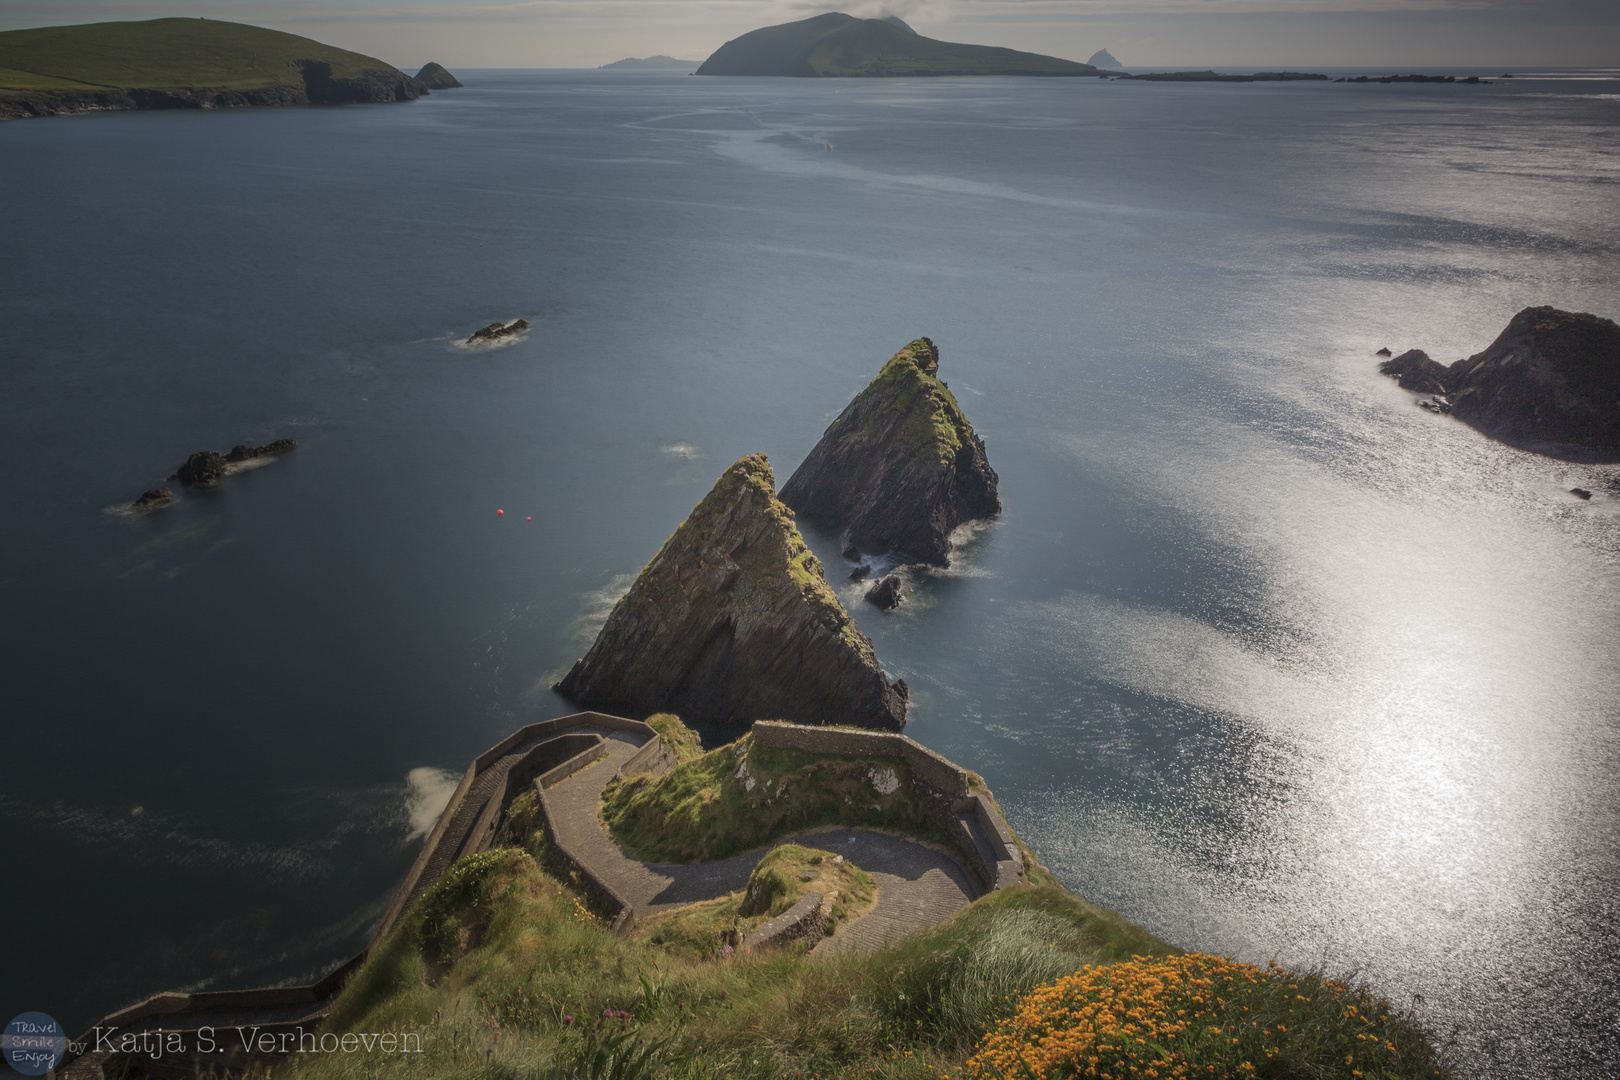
<box><xmin>0</xmin><ymin>18</ymin><xmax>458</xmax><ymax>119</ymax></box>
<box><xmin>598</xmin><ymin>55</ymin><xmax>705</xmax><ymax>70</ymax></box>
<box><xmin>695</xmin><ymin>12</ymin><xmax>1105</xmax><ymax>78</ymax></box>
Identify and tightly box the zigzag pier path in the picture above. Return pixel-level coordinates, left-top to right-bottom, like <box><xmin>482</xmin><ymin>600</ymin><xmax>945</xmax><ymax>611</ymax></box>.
<box><xmin>61</xmin><ymin>714</ymin><xmax>1023</xmax><ymax>1078</ymax></box>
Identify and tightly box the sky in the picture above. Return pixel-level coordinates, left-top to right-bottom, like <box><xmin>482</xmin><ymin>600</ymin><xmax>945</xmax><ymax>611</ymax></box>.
<box><xmin>0</xmin><ymin>0</ymin><xmax>1616</xmax><ymax>77</ymax></box>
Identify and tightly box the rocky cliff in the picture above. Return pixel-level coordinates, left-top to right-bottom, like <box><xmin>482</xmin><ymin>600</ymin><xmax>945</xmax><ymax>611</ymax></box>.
<box><xmin>1380</xmin><ymin>307</ymin><xmax>1620</xmax><ymax>455</ymax></box>
<box><xmin>780</xmin><ymin>338</ymin><xmax>999</xmax><ymax>566</ymax></box>
<box><xmin>1447</xmin><ymin>307</ymin><xmax>1619</xmax><ymax>453</ymax></box>
<box><xmin>555</xmin><ymin>454</ymin><xmax>907</xmax><ymax>730</ymax></box>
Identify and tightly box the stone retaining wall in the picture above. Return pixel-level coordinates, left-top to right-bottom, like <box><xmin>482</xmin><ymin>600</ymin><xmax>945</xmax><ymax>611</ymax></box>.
<box><xmin>751</xmin><ymin>721</ymin><xmax>1023</xmax><ymax>891</ymax></box>
<box><xmin>741</xmin><ymin>891</ymin><xmax>827</xmax><ymax>951</ymax></box>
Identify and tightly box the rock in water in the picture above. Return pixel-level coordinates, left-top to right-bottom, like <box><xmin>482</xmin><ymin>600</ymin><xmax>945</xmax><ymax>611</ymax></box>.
<box><xmin>1379</xmin><ymin>349</ymin><xmax>1452</xmax><ymax>394</ymax></box>
<box><xmin>226</xmin><ymin>438</ymin><xmax>297</xmax><ymax>462</ymax></box>
<box><xmin>176</xmin><ymin>451</ymin><xmax>229</xmax><ymax>486</ymax></box>
<box><xmin>555</xmin><ymin>454</ymin><xmax>908</xmax><ymax>730</ymax></box>
<box><xmin>1446</xmin><ymin>307</ymin><xmax>1620</xmax><ymax>453</ymax></box>
<box><xmin>779</xmin><ymin>338</ymin><xmax>999</xmax><ymax>566</ymax></box>
<box><xmin>131</xmin><ymin>487</ymin><xmax>174</xmax><ymax>511</ymax></box>
<box><xmin>467</xmin><ymin>319</ymin><xmax>529</xmax><ymax>344</ymax></box>
<box><xmin>865</xmin><ymin>575</ymin><xmax>903</xmax><ymax>610</ymax></box>
<box><xmin>414</xmin><ymin>62</ymin><xmax>463</xmax><ymax>89</ymax></box>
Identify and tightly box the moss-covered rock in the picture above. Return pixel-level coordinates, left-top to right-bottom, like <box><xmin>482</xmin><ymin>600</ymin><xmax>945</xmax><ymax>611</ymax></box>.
<box><xmin>780</xmin><ymin>338</ymin><xmax>999</xmax><ymax>566</ymax></box>
<box><xmin>555</xmin><ymin>454</ymin><xmax>907</xmax><ymax>729</ymax></box>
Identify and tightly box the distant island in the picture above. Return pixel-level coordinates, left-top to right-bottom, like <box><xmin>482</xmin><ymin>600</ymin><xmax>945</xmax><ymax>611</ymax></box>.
<box><xmin>695</xmin><ymin>12</ymin><xmax>1102</xmax><ymax>78</ymax></box>
<box><xmin>598</xmin><ymin>55</ymin><xmax>705</xmax><ymax>70</ymax></box>
<box><xmin>1117</xmin><ymin>70</ymin><xmax>1328</xmax><ymax>82</ymax></box>
<box><xmin>1087</xmin><ymin>48</ymin><xmax>1122</xmax><ymax>68</ymax></box>
<box><xmin>0</xmin><ymin>18</ymin><xmax>456</xmax><ymax>119</ymax></box>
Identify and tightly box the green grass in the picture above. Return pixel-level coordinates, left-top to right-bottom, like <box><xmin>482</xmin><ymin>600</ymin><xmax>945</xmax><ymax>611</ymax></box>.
<box><xmin>298</xmin><ymin>844</ymin><xmax>1451</xmax><ymax>1080</ymax></box>
<box><xmin>638</xmin><ymin>845</ymin><xmax>877</xmax><ymax>961</ymax></box>
<box><xmin>601</xmin><ymin>734</ymin><xmax>935</xmax><ymax>863</ymax></box>
<box><xmin>0</xmin><ymin>18</ymin><xmax>400</xmax><ymax>91</ymax></box>
<box><xmin>646</xmin><ymin>714</ymin><xmax>705</xmax><ymax>766</ymax></box>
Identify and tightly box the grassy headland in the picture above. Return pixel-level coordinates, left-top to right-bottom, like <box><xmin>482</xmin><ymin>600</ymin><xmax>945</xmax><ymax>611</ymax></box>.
<box><xmin>696</xmin><ymin>13</ymin><xmax>1101</xmax><ymax>78</ymax></box>
<box><xmin>309</xmin><ymin>813</ymin><xmax>1453</xmax><ymax>1080</ymax></box>
<box><xmin>0</xmin><ymin>18</ymin><xmax>422</xmax><ymax>118</ymax></box>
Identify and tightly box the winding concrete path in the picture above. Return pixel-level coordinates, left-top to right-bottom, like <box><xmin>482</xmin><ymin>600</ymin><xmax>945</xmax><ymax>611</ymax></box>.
<box><xmin>543</xmin><ymin>737</ymin><xmax>979</xmax><ymax>951</ymax></box>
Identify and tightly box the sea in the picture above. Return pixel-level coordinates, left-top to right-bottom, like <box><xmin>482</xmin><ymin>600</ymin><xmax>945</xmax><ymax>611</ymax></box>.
<box><xmin>2</xmin><ymin>67</ymin><xmax>1617</xmax><ymax>1079</ymax></box>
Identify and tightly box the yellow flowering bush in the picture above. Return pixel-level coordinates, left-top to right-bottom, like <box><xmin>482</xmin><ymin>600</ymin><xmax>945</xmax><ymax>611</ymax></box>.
<box><xmin>965</xmin><ymin>953</ymin><xmax>1449</xmax><ymax>1080</ymax></box>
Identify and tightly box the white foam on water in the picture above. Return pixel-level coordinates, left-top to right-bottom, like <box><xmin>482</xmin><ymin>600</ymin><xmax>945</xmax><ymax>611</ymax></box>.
<box><xmin>405</xmin><ymin>767</ymin><xmax>459</xmax><ymax>841</ymax></box>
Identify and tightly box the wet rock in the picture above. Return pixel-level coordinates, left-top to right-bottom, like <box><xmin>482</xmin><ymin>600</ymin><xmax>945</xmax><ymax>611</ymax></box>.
<box><xmin>865</xmin><ymin>575</ymin><xmax>903</xmax><ymax>610</ymax></box>
<box><xmin>131</xmin><ymin>487</ymin><xmax>174</xmax><ymax>511</ymax></box>
<box><xmin>176</xmin><ymin>451</ymin><xmax>229</xmax><ymax>486</ymax></box>
<box><xmin>781</xmin><ymin>338</ymin><xmax>999</xmax><ymax>567</ymax></box>
<box><xmin>1376</xmin><ymin>347</ymin><xmax>1393</xmax><ymax>357</ymax></box>
<box><xmin>467</xmin><ymin>318</ymin><xmax>529</xmax><ymax>344</ymax></box>
<box><xmin>1570</xmin><ymin>487</ymin><xmax>1593</xmax><ymax>500</ymax></box>
<box><xmin>849</xmin><ymin>565</ymin><xmax>870</xmax><ymax>582</ymax></box>
<box><xmin>1380</xmin><ymin>349</ymin><xmax>1452</xmax><ymax>395</ymax></box>
<box><xmin>1445</xmin><ymin>307</ymin><xmax>1620</xmax><ymax>454</ymax></box>
<box><xmin>1418</xmin><ymin>396</ymin><xmax>1453</xmax><ymax>414</ymax></box>
<box><xmin>226</xmin><ymin>438</ymin><xmax>297</xmax><ymax>462</ymax></box>
<box><xmin>555</xmin><ymin>454</ymin><xmax>907</xmax><ymax>730</ymax></box>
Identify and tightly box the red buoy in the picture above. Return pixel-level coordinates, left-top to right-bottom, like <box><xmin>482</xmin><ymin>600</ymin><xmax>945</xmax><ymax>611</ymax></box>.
<box><xmin>496</xmin><ymin>509</ymin><xmax>504</xmax><ymax>515</ymax></box>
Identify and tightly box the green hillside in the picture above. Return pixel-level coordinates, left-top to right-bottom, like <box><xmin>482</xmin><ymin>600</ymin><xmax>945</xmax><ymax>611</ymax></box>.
<box><xmin>696</xmin><ymin>12</ymin><xmax>1100</xmax><ymax>77</ymax></box>
<box><xmin>0</xmin><ymin>18</ymin><xmax>398</xmax><ymax>90</ymax></box>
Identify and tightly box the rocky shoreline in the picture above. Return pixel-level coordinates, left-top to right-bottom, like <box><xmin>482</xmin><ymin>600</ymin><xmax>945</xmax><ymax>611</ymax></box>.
<box><xmin>1379</xmin><ymin>306</ymin><xmax>1620</xmax><ymax>459</ymax></box>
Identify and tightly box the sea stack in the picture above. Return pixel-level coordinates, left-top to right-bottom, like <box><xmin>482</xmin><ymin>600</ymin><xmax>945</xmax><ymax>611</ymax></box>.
<box><xmin>1380</xmin><ymin>307</ymin><xmax>1620</xmax><ymax>454</ymax></box>
<box><xmin>780</xmin><ymin>338</ymin><xmax>999</xmax><ymax>565</ymax></box>
<box><xmin>555</xmin><ymin>454</ymin><xmax>908</xmax><ymax>730</ymax></box>
<box><xmin>1447</xmin><ymin>307</ymin><xmax>1620</xmax><ymax>453</ymax></box>
<box><xmin>414</xmin><ymin>62</ymin><xmax>462</xmax><ymax>89</ymax></box>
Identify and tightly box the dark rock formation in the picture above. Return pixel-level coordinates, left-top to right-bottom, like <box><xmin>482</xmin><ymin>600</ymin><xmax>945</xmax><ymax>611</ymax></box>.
<box><xmin>865</xmin><ymin>575</ymin><xmax>903</xmax><ymax>610</ymax></box>
<box><xmin>131</xmin><ymin>487</ymin><xmax>174</xmax><ymax>511</ymax></box>
<box><xmin>1380</xmin><ymin>349</ymin><xmax>1452</xmax><ymax>394</ymax></box>
<box><xmin>849</xmin><ymin>565</ymin><xmax>870</xmax><ymax>582</ymax></box>
<box><xmin>414</xmin><ymin>62</ymin><xmax>462</xmax><ymax>89</ymax></box>
<box><xmin>1376</xmin><ymin>347</ymin><xmax>1392</xmax><ymax>357</ymax></box>
<box><xmin>227</xmin><ymin>438</ymin><xmax>297</xmax><ymax>462</ymax></box>
<box><xmin>1571</xmin><ymin>488</ymin><xmax>1593</xmax><ymax>500</ymax></box>
<box><xmin>1445</xmin><ymin>307</ymin><xmax>1620</xmax><ymax>453</ymax></box>
<box><xmin>176</xmin><ymin>451</ymin><xmax>229</xmax><ymax>486</ymax></box>
<box><xmin>555</xmin><ymin>454</ymin><xmax>907</xmax><ymax>730</ymax></box>
<box><xmin>468</xmin><ymin>318</ymin><xmax>529</xmax><ymax>344</ymax></box>
<box><xmin>780</xmin><ymin>338</ymin><xmax>999</xmax><ymax>566</ymax></box>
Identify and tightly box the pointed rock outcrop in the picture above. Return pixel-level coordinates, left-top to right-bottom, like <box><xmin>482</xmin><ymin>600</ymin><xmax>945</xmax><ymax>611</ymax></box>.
<box><xmin>414</xmin><ymin>62</ymin><xmax>462</xmax><ymax>89</ymax></box>
<box><xmin>555</xmin><ymin>454</ymin><xmax>907</xmax><ymax>730</ymax></box>
<box><xmin>780</xmin><ymin>338</ymin><xmax>999</xmax><ymax>566</ymax></box>
<box><xmin>1446</xmin><ymin>306</ymin><xmax>1620</xmax><ymax>453</ymax></box>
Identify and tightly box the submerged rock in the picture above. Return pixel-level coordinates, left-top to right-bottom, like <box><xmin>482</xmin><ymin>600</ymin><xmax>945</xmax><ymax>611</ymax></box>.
<box><xmin>131</xmin><ymin>487</ymin><xmax>174</xmax><ymax>512</ymax></box>
<box><xmin>1379</xmin><ymin>349</ymin><xmax>1452</xmax><ymax>395</ymax></box>
<box><xmin>865</xmin><ymin>575</ymin><xmax>903</xmax><ymax>610</ymax></box>
<box><xmin>780</xmin><ymin>338</ymin><xmax>999</xmax><ymax>566</ymax></box>
<box><xmin>555</xmin><ymin>453</ymin><xmax>907</xmax><ymax>730</ymax></box>
<box><xmin>1446</xmin><ymin>307</ymin><xmax>1620</xmax><ymax>453</ymax></box>
<box><xmin>1570</xmin><ymin>487</ymin><xmax>1593</xmax><ymax>500</ymax></box>
<box><xmin>467</xmin><ymin>319</ymin><xmax>529</xmax><ymax>344</ymax></box>
<box><xmin>1376</xmin><ymin>347</ymin><xmax>1393</xmax><ymax>357</ymax></box>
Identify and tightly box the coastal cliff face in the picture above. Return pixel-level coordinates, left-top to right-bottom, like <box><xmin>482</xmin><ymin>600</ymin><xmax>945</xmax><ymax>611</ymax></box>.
<box><xmin>555</xmin><ymin>454</ymin><xmax>908</xmax><ymax>730</ymax></box>
<box><xmin>780</xmin><ymin>339</ymin><xmax>999</xmax><ymax>566</ymax></box>
<box><xmin>1447</xmin><ymin>307</ymin><xmax>1620</xmax><ymax>452</ymax></box>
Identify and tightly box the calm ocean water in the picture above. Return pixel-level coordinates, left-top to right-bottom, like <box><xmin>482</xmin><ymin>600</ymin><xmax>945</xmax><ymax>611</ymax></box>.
<box><xmin>2</xmin><ymin>69</ymin><xmax>1617</xmax><ymax>1077</ymax></box>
